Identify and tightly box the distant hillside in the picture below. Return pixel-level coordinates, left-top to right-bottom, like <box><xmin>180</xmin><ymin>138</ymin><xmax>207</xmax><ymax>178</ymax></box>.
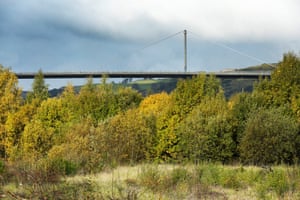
<box><xmin>220</xmin><ymin>63</ymin><xmax>276</xmax><ymax>98</ymax></box>
<box><xmin>235</xmin><ymin>63</ymin><xmax>277</xmax><ymax>71</ymax></box>
<box><xmin>126</xmin><ymin>78</ymin><xmax>178</xmax><ymax>96</ymax></box>
<box><xmin>123</xmin><ymin>78</ymin><xmax>256</xmax><ymax>99</ymax></box>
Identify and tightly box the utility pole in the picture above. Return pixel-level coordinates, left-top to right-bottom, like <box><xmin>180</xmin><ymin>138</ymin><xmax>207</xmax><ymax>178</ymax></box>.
<box><xmin>184</xmin><ymin>30</ymin><xmax>187</xmax><ymax>72</ymax></box>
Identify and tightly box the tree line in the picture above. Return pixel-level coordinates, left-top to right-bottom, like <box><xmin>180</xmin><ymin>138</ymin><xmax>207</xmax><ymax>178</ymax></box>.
<box><xmin>0</xmin><ymin>52</ymin><xmax>299</xmax><ymax>175</ymax></box>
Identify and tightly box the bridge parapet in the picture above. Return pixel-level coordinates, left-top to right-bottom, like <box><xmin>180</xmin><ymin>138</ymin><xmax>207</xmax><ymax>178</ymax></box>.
<box><xmin>15</xmin><ymin>71</ymin><xmax>271</xmax><ymax>79</ymax></box>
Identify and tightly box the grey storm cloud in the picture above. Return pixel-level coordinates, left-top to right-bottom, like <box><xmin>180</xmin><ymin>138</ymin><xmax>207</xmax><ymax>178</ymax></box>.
<box><xmin>2</xmin><ymin>0</ymin><xmax>300</xmax><ymax>42</ymax></box>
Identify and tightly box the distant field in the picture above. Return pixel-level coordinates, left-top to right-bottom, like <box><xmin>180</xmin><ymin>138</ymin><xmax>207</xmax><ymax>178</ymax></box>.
<box><xmin>125</xmin><ymin>78</ymin><xmax>257</xmax><ymax>98</ymax></box>
<box><xmin>126</xmin><ymin>78</ymin><xmax>178</xmax><ymax>95</ymax></box>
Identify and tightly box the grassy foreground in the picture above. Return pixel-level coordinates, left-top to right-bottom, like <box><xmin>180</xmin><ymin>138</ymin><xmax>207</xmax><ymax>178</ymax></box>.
<box><xmin>1</xmin><ymin>163</ymin><xmax>300</xmax><ymax>199</ymax></box>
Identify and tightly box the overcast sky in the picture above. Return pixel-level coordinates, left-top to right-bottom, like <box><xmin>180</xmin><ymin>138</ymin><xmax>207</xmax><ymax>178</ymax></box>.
<box><xmin>0</xmin><ymin>0</ymin><xmax>299</xmax><ymax>89</ymax></box>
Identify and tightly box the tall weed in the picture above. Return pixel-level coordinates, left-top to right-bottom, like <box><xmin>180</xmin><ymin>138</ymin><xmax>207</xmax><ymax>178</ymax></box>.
<box><xmin>138</xmin><ymin>164</ymin><xmax>162</xmax><ymax>191</ymax></box>
<box><xmin>196</xmin><ymin>163</ymin><xmax>221</xmax><ymax>186</ymax></box>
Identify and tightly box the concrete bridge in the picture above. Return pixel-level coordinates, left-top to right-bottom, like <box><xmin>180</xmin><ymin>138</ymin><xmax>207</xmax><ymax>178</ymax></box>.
<box><xmin>15</xmin><ymin>71</ymin><xmax>271</xmax><ymax>79</ymax></box>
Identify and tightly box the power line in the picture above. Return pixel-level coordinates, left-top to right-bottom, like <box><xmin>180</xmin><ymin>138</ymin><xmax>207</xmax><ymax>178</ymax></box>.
<box><xmin>188</xmin><ymin>31</ymin><xmax>275</xmax><ymax>68</ymax></box>
<box><xmin>136</xmin><ymin>30</ymin><xmax>183</xmax><ymax>52</ymax></box>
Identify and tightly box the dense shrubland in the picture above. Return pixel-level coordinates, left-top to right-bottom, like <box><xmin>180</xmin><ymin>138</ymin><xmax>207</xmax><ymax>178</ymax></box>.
<box><xmin>0</xmin><ymin>52</ymin><xmax>300</xmax><ymax>198</ymax></box>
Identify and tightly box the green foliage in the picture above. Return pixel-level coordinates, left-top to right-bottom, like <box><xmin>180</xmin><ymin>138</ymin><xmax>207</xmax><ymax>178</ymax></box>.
<box><xmin>229</xmin><ymin>53</ymin><xmax>300</xmax><ymax>162</ymax></box>
<box><xmin>255</xmin><ymin>167</ymin><xmax>300</xmax><ymax>199</ymax></box>
<box><xmin>266</xmin><ymin>169</ymin><xmax>290</xmax><ymax>198</ymax></box>
<box><xmin>228</xmin><ymin>92</ymin><xmax>268</xmax><ymax>158</ymax></box>
<box><xmin>1</xmin><ymin>52</ymin><xmax>300</xmax><ymax>177</ymax></box>
<box><xmin>26</xmin><ymin>69</ymin><xmax>49</xmax><ymax>103</ymax></box>
<box><xmin>77</xmin><ymin>78</ymin><xmax>111</xmax><ymax>124</ymax></box>
<box><xmin>177</xmin><ymin>94</ymin><xmax>235</xmax><ymax>163</ymax></box>
<box><xmin>115</xmin><ymin>86</ymin><xmax>143</xmax><ymax>112</ymax></box>
<box><xmin>155</xmin><ymin>74</ymin><xmax>223</xmax><ymax>162</ymax></box>
<box><xmin>196</xmin><ymin>163</ymin><xmax>222</xmax><ymax>186</ymax></box>
<box><xmin>99</xmin><ymin>108</ymin><xmax>157</xmax><ymax>164</ymax></box>
<box><xmin>138</xmin><ymin>165</ymin><xmax>162</xmax><ymax>191</ymax></box>
<box><xmin>272</xmin><ymin>52</ymin><xmax>300</xmax><ymax>87</ymax></box>
<box><xmin>169</xmin><ymin>167</ymin><xmax>191</xmax><ymax>185</ymax></box>
<box><xmin>292</xmin><ymin>95</ymin><xmax>300</xmax><ymax>123</ymax></box>
<box><xmin>138</xmin><ymin>165</ymin><xmax>193</xmax><ymax>197</ymax></box>
<box><xmin>171</xmin><ymin>74</ymin><xmax>220</xmax><ymax>119</ymax></box>
<box><xmin>47</xmin><ymin>118</ymin><xmax>104</xmax><ymax>174</ymax></box>
<box><xmin>254</xmin><ymin>52</ymin><xmax>300</xmax><ymax>108</ymax></box>
<box><xmin>76</xmin><ymin>78</ymin><xmax>142</xmax><ymax>125</ymax></box>
<box><xmin>48</xmin><ymin>158</ymin><xmax>78</xmax><ymax>176</ymax></box>
<box><xmin>240</xmin><ymin>107</ymin><xmax>299</xmax><ymax>165</ymax></box>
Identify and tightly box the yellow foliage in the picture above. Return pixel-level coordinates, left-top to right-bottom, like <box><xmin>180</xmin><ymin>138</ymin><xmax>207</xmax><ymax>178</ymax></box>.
<box><xmin>4</xmin><ymin>103</ymin><xmax>36</xmax><ymax>159</ymax></box>
<box><xmin>139</xmin><ymin>92</ymin><xmax>171</xmax><ymax>116</ymax></box>
<box><xmin>100</xmin><ymin>108</ymin><xmax>156</xmax><ymax>163</ymax></box>
<box><xmin>0</xmin><ymin>65</ymin><xmax>22</xmax><ymax>157</ymax></box>
<box><xmin>20</xmin><ymin>98</ymin><xmax>75</xmax><ymax>159</ymax></box>
<box><xmin>47</xmin><ymin>118</ymin><xmax>104</xmax><ymax>173</ymax></box>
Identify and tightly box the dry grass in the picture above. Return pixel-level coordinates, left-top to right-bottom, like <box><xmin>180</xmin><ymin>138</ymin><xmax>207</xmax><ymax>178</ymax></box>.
<box><xmin>63</xmin><ymin>164</ymin><xmax>257</xmax><ymax>199</ymax></box>
<box><xmin>2</xmin><ymin>163</ymin><xmax>300</xmax><ymax>199</ymax></box>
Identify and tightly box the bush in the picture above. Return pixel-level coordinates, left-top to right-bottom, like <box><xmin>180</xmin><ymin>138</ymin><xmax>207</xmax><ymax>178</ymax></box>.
<box><xmin>176</xmin><ymin>96</ymin><xmax>235</xmax><ymax>163</ymax></box>
<box><xmin>169</xmin><ymin>167</ymin><xmax>191</xmax><ymax>185</ymax></box>
<box><xmin>138</xmin><ymin>165</ymin><xmax>162</xmax><ymax>191</ymax></box>
<box><xmin>255</xmin><ymin>167</ymin><xmax>299</xmax><ymax>199</ymax></box>
<box><xmin>49</xmin><ymin>158</ymin><xmax>78</xmax><ymax>176</ymax></box>
<box><xmin>219</xmin><ymin>169</ymin><xmax>242</xmax><ymax>189</ymax></box>
<box><xmin>240</xmin><ymin>107</ymin><xmax>299</xmax><ymax>165</ymax></box>
<box><xmin>267</xmin><ymin>169</ymin><xmax>289</xmax><ymax>198</ymax></box>
<box><xmin>47</xmin><ymin>119</ymin><xmax>105</xmax><ymax>174</ymax></box>
<box><xmin>196</xmin><ymin>163</ymin><xmax>221</xmax><ymax>186</ymax></box>
<box><xmin>100</xmin><ymin>109</ymin><xmax>157</xmax><ymax>164</ymax></box>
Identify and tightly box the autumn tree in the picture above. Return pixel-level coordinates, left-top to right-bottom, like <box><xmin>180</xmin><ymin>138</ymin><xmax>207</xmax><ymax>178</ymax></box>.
<box><xmin>26</xmin><ymin>69</ymin><xmax>49</xmax><ymax>103</ymax></box>
<box><xmin>253</xmin><ymin>52</ymin><xmax>300</xmax><ymax>110</ymax></box>
<box><xmin>273</xmin><ymin>53</ymin><xmax>300</xmax><ymax>121</ymax></box>
<box><xmin>4</xmin><ymin>70</ymin><xmax>51</xmax><ymax>160</ymax></box>
<box><xmin>115</xmin><ymin>86</ymin><xmax>143</xmax><ymax>112</ymax></box>
<box><xmin>4</xmin><ymin>103</ymin><xmax>36</xmax><ymax>160</ymax></box>
<box><xmin>76</xmin><ymin>78</ymin><xmax>111</xmax><ymax>124</ymax></box>
<box><xmin>240</xmin><ymin>107</ymin><xmax>299</xmax><ymax>165</ymax></box>
<box><xmin>76</xmin><ymin>78</ymin><xmax>142</xmax><ymax>125</ymax></box>
<box><xmin>48</xmin><ymin>108</ymin><xmax>156</xmax><ymax>172</ymax></box>
<box><xmin>0</xmin><ymin>65</ymin><xmax>22</xmax><ymax>158</ymax></box>
<box><xmin>171</xmin><ymin>74</ymin><xmax>220</xmax><ymax>119</ymax></box>
<box><xmin>227</xmin><ymin>91</ymin><xmax>270</xmax><ymax>158</ymax></box>
<box><xmin>155</xmin><ymin>74</ymin><xmax>223</xmax><ymax>161</ymax></box>
<box><xmin>47</xmin><ymin>118</ymin><xmax>102</xmax><ymax>174</ymax></box>
<box><xmin>176</xmin><ymin>92</ymin><xmax>235</xmax><ymax>163</ymax></box>
<box><xmin>21</xmin><ymin>97</ymin><xmax>74</xmax><ymax>159</ymax></box>
<box><xmin>138</xmin><ymin>92</ymin><xmax>171</xmax><ymax>117</ymax></box>
<box><xmin>272</xmin><ymin>52</ymin><xmax>300</xmax><ymax>90</ymax></box>
<box><xmin>99</xmin><ymin>108</ymin><xmax>156</xmax><ymax>164</ymax></box>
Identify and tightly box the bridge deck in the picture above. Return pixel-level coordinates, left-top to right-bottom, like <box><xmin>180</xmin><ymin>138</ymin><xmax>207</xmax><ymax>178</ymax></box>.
<box><xmin>15</xmin><ymin>71</ymin><xmax>271</xmax><ymax>79</ymax></box>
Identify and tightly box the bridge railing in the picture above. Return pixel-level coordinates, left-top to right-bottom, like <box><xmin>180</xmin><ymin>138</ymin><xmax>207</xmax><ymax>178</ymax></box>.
<box><xmin>15</xmin><ymin>71</ymin><xmax>271</xmax><ymax>79</ymax></box>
